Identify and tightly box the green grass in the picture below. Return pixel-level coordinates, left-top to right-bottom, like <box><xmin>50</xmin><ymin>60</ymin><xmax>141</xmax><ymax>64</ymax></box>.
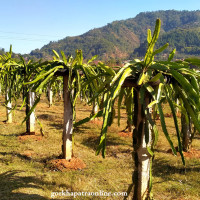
<box><xmin>0</xmin><ymin>95</ymin><xmax>200</xmax><ymax>200</ymax></box>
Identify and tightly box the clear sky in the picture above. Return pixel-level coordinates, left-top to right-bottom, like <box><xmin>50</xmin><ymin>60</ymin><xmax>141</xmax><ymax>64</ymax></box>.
<box><xmin>0</xmin><ymin>0</ymin><xmax>200</xmax><ymax>54</ymax></box>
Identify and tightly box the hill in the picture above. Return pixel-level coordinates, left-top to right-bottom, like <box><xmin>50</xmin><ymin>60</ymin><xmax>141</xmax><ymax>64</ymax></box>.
<box><xmin>29</xmin><ymin>10</ymin><xmax>200</xmax><ymax>61</ymax></box>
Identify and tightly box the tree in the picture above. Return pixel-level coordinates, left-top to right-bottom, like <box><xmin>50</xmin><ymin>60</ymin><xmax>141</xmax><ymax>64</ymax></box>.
<box><xmin>25</xmin><ymin>50</ymin><xmax>94</xmax><ymax>160</ymax></box>
<box><xmin>0</xmin><ymin>46</ymin><xmax>22</xmax><ymax>123</ymax></box>
<box><xmin>95</xmin><ymin>19</ymin><xmax>200</xmax><ymax>199</ymax></box>
<box><xmin>20</xmin><ymin>57</ymin><xmax>48</xmax><ymax>135</ymax></box>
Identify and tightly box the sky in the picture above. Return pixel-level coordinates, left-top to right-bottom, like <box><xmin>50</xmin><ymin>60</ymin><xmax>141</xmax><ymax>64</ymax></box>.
<box><xmin>0</xmin><ymin>0</ymin><xmax>200</xmax><ymax>54</ymax></box>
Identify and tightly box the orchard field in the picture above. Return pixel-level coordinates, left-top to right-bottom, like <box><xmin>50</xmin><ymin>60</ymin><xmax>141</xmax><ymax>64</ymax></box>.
<box><xmin>1</xmin><ymin>19</ymin><xmax>200</xmax><ymax>200</ymax></box>
<box><xmin>0</xmin><ymin>95</ymin><xmax>200</xmax><ymax>200</ymax></box>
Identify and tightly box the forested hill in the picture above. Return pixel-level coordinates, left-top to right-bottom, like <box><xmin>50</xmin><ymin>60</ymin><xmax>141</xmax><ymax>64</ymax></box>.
<box><xmin>29</xmin><ymin>10</ymin><xmax>200</xmax><ymax>61</ymax></box>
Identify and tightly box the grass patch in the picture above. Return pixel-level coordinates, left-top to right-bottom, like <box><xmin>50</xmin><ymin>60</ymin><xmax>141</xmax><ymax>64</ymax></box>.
<box><xmin>0</xmin><ymin>95</ymin><xmax>200</xmax><ymax>199</ymax></box>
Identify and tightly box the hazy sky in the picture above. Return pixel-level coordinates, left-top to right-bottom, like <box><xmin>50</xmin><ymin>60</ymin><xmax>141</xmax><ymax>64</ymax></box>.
<box><xmin>0</xmin><ymin>0</ymin><xmax>200</xmax><ymax>54</ymax></box>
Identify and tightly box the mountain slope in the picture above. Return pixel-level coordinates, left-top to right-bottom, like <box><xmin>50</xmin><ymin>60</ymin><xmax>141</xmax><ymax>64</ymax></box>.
<box><xmin>29</xmin><ymin>10</ymin><xmax>200</xmax><ymax>60</ymax></box>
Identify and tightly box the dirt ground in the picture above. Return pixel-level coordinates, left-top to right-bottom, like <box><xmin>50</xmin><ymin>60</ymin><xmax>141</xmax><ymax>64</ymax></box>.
<box><xmin>47</xmin><ymin>158</ymin><xmax>86</xmax><ymax>171</ymax></box>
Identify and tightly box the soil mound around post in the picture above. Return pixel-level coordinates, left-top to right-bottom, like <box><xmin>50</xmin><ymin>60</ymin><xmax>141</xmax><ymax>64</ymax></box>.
<box><xmin>118</xmin><ymin>131</ymin><xmax>132</xmax><ymax>138</ymax></box>
<box><xmin>47</xmin><ymin>157</ymin><xmax>86</xmax><ymax>171</ymax></box>
<box><xmin>18</xmin><ymin>133</ymin><xmax>43</xmax><ymax>141</ymax></box>
<box><xmin>167</xmin><ymin>147</ymin><xmax>200</xmax><ymax>159</ymax></box>
<box><xmin>182</xmin><ymin>148</ymin><xmax>200</xmax><ymax>159</ymax></box>
<box><xmin>89</xmin><ymin>119</ymin><xmax>103</xmax><ymax>126</ymax></box>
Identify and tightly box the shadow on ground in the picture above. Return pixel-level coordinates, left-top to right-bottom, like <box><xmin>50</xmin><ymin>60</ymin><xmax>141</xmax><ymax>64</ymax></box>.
<box><xmin>153</xmin><ymin>157</ymin><xmax>200</xmax><ymax>181</ymax></box>
<box><xmin>0</xmin><ymin>170</ymin><xmax>48</xmax><ymax>200</ymax></box>
<box><xmin>81</xmin><ymin>135</ymin><xmax>131</xmax><ymax>151</ymax></box>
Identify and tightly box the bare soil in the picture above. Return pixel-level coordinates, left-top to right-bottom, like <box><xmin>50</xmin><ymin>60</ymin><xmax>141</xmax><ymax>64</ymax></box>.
<box><xmin>118</xmin><ymin>131</ymin><xmax>132</xmax><ymax>138</ymax></box>
<box><xmin>167</xmin><ymin>147</ymin><xmax>200</xmax><ymax>159</ymax></box>
<box><xmin>18</xmin><ymin>133</ymin><xmax>43</xmax><ymax>141</ymax></box>
<box><xmin>89</xmin><ymin>119</ymin><xmax>103</xmax><ymax>126</ymax></box>
<box><xmin>182</xmin><ymin>148</ymin><xmax>200</xmax><ymax>159</ymax></box>
<box><xmin>48</xmin><ymin>157</ymin><xmax>86</xmax><ymax>171</ymax></box>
